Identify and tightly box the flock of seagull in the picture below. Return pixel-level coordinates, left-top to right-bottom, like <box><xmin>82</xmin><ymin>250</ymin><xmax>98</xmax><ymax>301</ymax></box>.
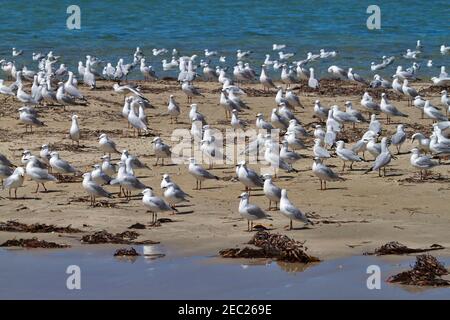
<box><xmin>0</xmin><ymin>40</ymin><xmax>449</xmax><ymax>231</ymax></box>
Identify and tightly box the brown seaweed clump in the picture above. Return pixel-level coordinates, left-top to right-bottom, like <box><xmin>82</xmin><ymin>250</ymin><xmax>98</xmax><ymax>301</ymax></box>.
<box><xmin>0</xmin><ymin>238</ymin><xmax>70</xmax><ymax>248</ymax></box>
<box><xmin>114</xmin><ymin>247</ymin><xmax>141</xmax><ymax>257</ymax></box>
<box><xmin>219</xmin><ymin>231</ymin><xmax>320</xmax><ymax>263</ymax></box>
<box><xmin>0</xmin><ymin>220</ymin><xmax>82</xmax><ymax>233</ymax></box>
<box><xmin>364</xmin><ymin>241</ymin><xmax>444</xmax><ymax>256</ymax></box>
<box><xmin>81</xmin><ymin>230</ymin><xmax>158</xmax><ymax>245</ymax></box>
<box><xmin>387</xmin><ymin>254</ymin><xmax>450</xmax><ymax>287</ymax></box>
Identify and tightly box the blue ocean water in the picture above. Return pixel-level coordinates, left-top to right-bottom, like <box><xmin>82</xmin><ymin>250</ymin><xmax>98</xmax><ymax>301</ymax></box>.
<box><xmin>0</xmin><ymin>0</ymin><xmax>448</xmax><ymax>78</ymax></box>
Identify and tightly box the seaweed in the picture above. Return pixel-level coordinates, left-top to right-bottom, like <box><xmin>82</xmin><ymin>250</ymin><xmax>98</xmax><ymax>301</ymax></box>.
<box><xmin>219</xmin><ymin>231</ymin><xmax>320</xmax><ymax>263</ymax></box>
<box><xmin>364</xmin><ymin>241</ymin><xmax>444</xmax><ymax>256</ymax></box>
<box><xmin>81</xmin><ymin>230</ymin><xmax>158</xmax><ymax>245</ymax></box>
<box><xmin>0</xmin><ymin>237</ymin><xmax>70</xmax><ymax>248</ymax></box>
<box><xmin>114</xmin><ymin>247</ymin><xmax>140</xmax><ymax>257</ymax></box>
<box><xmin>0</xmin><ymin>220</ymin><xmax>82</xmax><ymax>233</ymax></box>
<box><xmin>387</xmin><ymin>254</ymin><xmax>450</xmax><ymax>286</ymax></box>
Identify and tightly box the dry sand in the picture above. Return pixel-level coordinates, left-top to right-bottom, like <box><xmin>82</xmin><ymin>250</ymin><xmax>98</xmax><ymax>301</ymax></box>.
<box><xmin>0</xmin><ymin>79</ymin><xmax>449</xmax><ymax>260</ymax></box>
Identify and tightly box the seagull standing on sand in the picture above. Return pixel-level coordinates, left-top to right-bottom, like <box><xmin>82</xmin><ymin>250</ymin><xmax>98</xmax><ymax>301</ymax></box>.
<box><xmin>3</xmin><ymin>167</ymin><xmax>25</xmax><ymax>198</ymax></box>
<box><xmin>18</xmin><ymin>107</ymin><xmax>45</xmax><ymax>133</ymax></box>
<box><xmin>162</xmin><ymin>183</ymin><xmax>191</xmax><ymax>210</ymax></box>
<box><xmin>70</xmin><ymin>115</ymin><xmax>80</xmax><ymax>145</ymax></box>
<box><xmin>82</xmin><ymin>172</ymin><xmax>113</xmax><ymax>206</ymax></box>
<box><xmin>152</xmin><ymin>137</ymin><xmax>172</xmax><ymax>166</ymax></box>
<box><xmin>238</xmin><ymin>192</ymin><xmax>271</xmax><ymax>232</ymax></box>
<box><xmin>142</xmin><ymin>188</ymin><xmax>174</xmax><ymax>223</ymax></box>
<box><xmin>410</xmin><ymin>148</ymin><xmax>438</xmax><ymax>180</ymax></box>
<box><xmin>312</xmin><ymin>157</ymin><xmax>345</xmax><ymax>190</ymax></box>
<box><xmin>263</xmin><ymin>174</ymin><xmax>281</xmax><ymax>211</ymax></box>
<box><xmin>98</xmin><ymin>134</ymin><xmax>120</xmax><ymax>157</ymax></box>
<box><xmin>380</xmin><ymin>93</ymin><xmax>408</xmax><ymax>124</ymax></box>
<box><xmin>25</xmin><ymin>156</ymin><xmax>56</xmax><ymax>193</ymax></box>
<box><xmin>365</xmin><ymin>137</ymin><xmax>392</xmax><ymax>177</ymax></box>
<box><xmin>49</xmin><ymin>152</ymin><xmax>77</xmax><ymax>175</ymax></box>
<box><xmin>166</xmin><ymin>95</ymin><xmax>180</xmax><ymax>123</ymax></box>
<box><xmin>336</xmin><ymin>140</ymin><xmax>363</xmax><ymax>171</ymax></box>
<box><xmin>182</xmin><ymin>80</ymin><xmax>203</xmax><ymax>103</ymax></box>
<box><xmin>188</xmin><ymin>158</ymin><xmax>219</xmax><ymax>190</ymax></box>
<box><xmin>308</xmin><ymin>68</ymin><xmax>319</xmax><ymax>89</ymax></box>
<box><xmin>390</xmin><ymin>124</ymin><xmax>407</xmax><ymax>154</ymax></box>
<box><xmin>280</xmin><ymin>189</ymin><xmax>310</xmax><ymax>230</ymax></box>
<box><xmin>236</xmin><ymin>161</ymin><xmax>264</xmax><ymax>194</ymax></box>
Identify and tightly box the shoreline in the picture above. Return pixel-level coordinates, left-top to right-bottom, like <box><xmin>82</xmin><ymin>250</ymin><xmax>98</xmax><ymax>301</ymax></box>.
<box><xmin>1</xmin><ymin>79</ymin><xmax>450</xmax><ymax>262</ymax></box>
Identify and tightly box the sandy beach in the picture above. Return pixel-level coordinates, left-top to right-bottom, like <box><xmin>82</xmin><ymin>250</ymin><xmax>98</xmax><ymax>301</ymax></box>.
<box><xmin>0</xmin><ymin>79</ymin><xmax>449</xmax><ymax>260</ymax></box>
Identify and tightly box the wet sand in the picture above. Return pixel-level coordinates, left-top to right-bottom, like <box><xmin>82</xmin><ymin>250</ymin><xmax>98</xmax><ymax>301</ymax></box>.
<box><xmin>0</xmin><ymin>79</ymin><xmax>449</xmax><ymax>260</ymax></box>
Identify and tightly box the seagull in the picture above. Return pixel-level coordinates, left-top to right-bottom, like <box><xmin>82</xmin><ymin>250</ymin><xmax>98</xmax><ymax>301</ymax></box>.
<box><xmin>25</xmin><ymin>156</ymin><xmax>56</xmax><ymax>193</ymax></box>
<box><xmin>314</xmin><ymin>100</ymin><xmax>330</xmax><ymax>120</ymax></box>
<box><xmin>82</xmin><ymin>172</ymin><xmax>113</xmax><ymax>206</ymax></box>
<box><xmin>162</xmin><ymin>182</ymin><xmax>191</xmax><ymax>209</ymax></box>
<box><xmin>64</xmin><ymin>71</ymin><xmax>84</xmax><ymax>100</ymax></box>
<box><xmin>308</xmin><ymin>68</ymin><xmax>319</xmax><ymax>89</ymax></box>
<box><xmin>142</xmin><ymin>188</ymin><xmax>174</xmax><ymax>223</ymax></box>
<box><xmin>410</xmin><ymin>148</ymin><xmax>438</xmax><ymax>180</ymax></box>
<box><xmin>49</xmin><ymin>152</ymin><xmax>77</xmax><ymax>174</ymax></box>
<box><xmin>411</xmin><ymin>133</ymin><xmax>430</xmax><ymax>154</ymax></box>
<box><xmin>280</xmin><ymin>140</ymin><xmax>302</xmax><ymax>168</ymax></box>
<box><xmin>273</xmin><ymin>44</ymin><xmax>286</xmax><ymax>51</ymax></box>
<box><xmin>101</xmin><ymin>155</ymin><xmax>116</xmax><ymax>176</ymax></box>
<box><xmin>424</xmin><ymin>100</ymin><xmax>447</xmax><ymax>122</ymax></box>
<box><xmin>18</xmin><ymin>107</ymin><xmax>45</xmax><ymax>133</ymax></box>
<box><xmin>347</xmin><ymin>68</ymin><xmax>368</xmax><ymax>85</ymax></box>
<box><xmin>3</xmin><ymin>167</ymin><xmax>25</xmax><ymax>198</ymax></box>
<box><xmin>259</xmin><ymin>65</ymin><xmax>276</xmax><ymax>91</ymax></box>
<box><xmin>413</xmin><ymin>96</ymin><xmax>427</xmax><ymax>117</ymax></box>
<box><xmin>312</xmin><ymin>157</ymin><xmax>345</xmax><ymax>190</ymax></box>
<box><xmin>380</xmin><ymin>93</ymin><xmax>408</xmax><ymax>124</ymax></box>
<box><xmin>91</xmin><ymin>164</ymin><xmax>112</xmax><ymax>185</ymax></box>
<box><xmin>152</xmin><ymin>137</ymin><xmax>172</xmax><ymax>166</ymax></box>
<box><xmin>390</xmin><ymin>124</ymin><xmax>407</xmax><ymax>154</ymax></box>
<box><xmin>69</xmin><ymin>115</ymin><xmax>80</xmax><ymax>145</ymax></box>
<box><xmin>313</xmin><ymin>139</ymin><xmax>331</xmax><ymax>159</ymax></box>
<box><xmin>56</xmin><ymin>82</ymin><xmax>77</xmax><ymax>110</ymax></box>
<box><xmin>285</xmin><ymin>90</ymin><xmax>304</xmax><ymax>109</ymax></box>
<box><xmin>181</xmin><ymin>80</ymin><xmax>203</xmax><ymax>103</ymax></box>
<box><xmin>402</xmin><ymin>80</ymin><xmax>419</xmax><ymax>106</ymax></box>
<box><xmin>17</xmin><ymin>83</ymin><xmax>38</xmax><ymax>105</ymax></box>
<box><xmin>12</xmin><ymin>48</ymin><xmax>23</xmax><ymax>57</ymax></box>
<box><xmin>365</xmin><ymin>137</ymin><xmax>392</xmax><ymax>177</ymax></box>
<box><xmin>166</xmin><ymin>95</ymin><xmax>181</xmax><ymax>123</ymax></box>
<box><xmin>335</xmin><ymin>140</ymin><xmax>363</xmax><ymax>171</ymax></box>
<box><xmin>327</xmin><ymin>65</ymin><xmax>347</xmax><ymax>79</ymax></box>
<box><xmin>110</xmin><ymin>162</ymin><xmax>147</xmax><ymax>199</ymax></box>
<box><xmin>440</xmin><ymin>45</ymin><xmax>450</xmax><ymax>55</ymax></box>
<box><xmin>238</xmin><ymin>192</ymin><xmax>271</xmax><ymax>232</ymax></box>
<box><xmin>345</xmin><ymin>101</ymin><xmax>366</xmax><ymax>124</ymax></box>
<box><xmin>140</xmin><ymin>58</ymin><xmax>158</xmax><ymax>81</ymax></box>
<box><xmin>236</xmin><ymin>161</ymin><xmax>264</xmax><ymax>193</ymax></box>
<box><xmin>278</xmin><ymin>51</ymin><xmax>295</xmax><ymax>61</ymax></box>
<box><xmin>263</xmin><ymin>174</ymin><xmax>281</xmax><ymax>211</ymax></box>
<box><xmin>98</xmin><ymin>134</ymin><xmax>120</xmax><ymax>157</ymax></box>
<box><xmin>256</xmin><ymin>113</ymin><xmax>274</xmax><ymax>131</ymax></box>
<box><xmin>188</xmin><ymin>158</ymin><xmax>219</xmax><ymax>190</ymax></box>
<box><xmin>280</xmin><ymin>189</ymin><xmax>310</xmax><ymax>230</ymax></box>
<box><xmin>236</xmin><ymin>49</ymin><xmax>252</xmax><ymax>60</ymax></box>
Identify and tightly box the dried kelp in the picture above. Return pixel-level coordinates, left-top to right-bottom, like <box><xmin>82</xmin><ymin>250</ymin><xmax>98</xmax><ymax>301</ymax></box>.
<box><xmin>114</xmin><ymin>247</ymin><xmax>140</xmax><ymax>257</ymax></box>
<box><xmin>0</xmin><ymin>220</ymin><xmax>82</xmax><ymax>233</ymax></box>
<box><xmin>0</xmin><ymin>238</ymin><xmax>70</xmax><ymax>248</ymax></box>
<box><xmin>81</xmin><ymin>230</ymin><xmax>158</xmax><ymax>245</ymax></box>
<box><xmin>219</xmin><ymin>231</ymin><xmax>320</xmax><ymax>263</ymax></box>
<box><xmin>365</xmin><ymin>241</ymin><xmax>444</xmax><ymax>256</ymax></box>
<box><xmin>387</xmin><ymin>254</ymin><xmax>450</xmax><ymax>286</ymax></box>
